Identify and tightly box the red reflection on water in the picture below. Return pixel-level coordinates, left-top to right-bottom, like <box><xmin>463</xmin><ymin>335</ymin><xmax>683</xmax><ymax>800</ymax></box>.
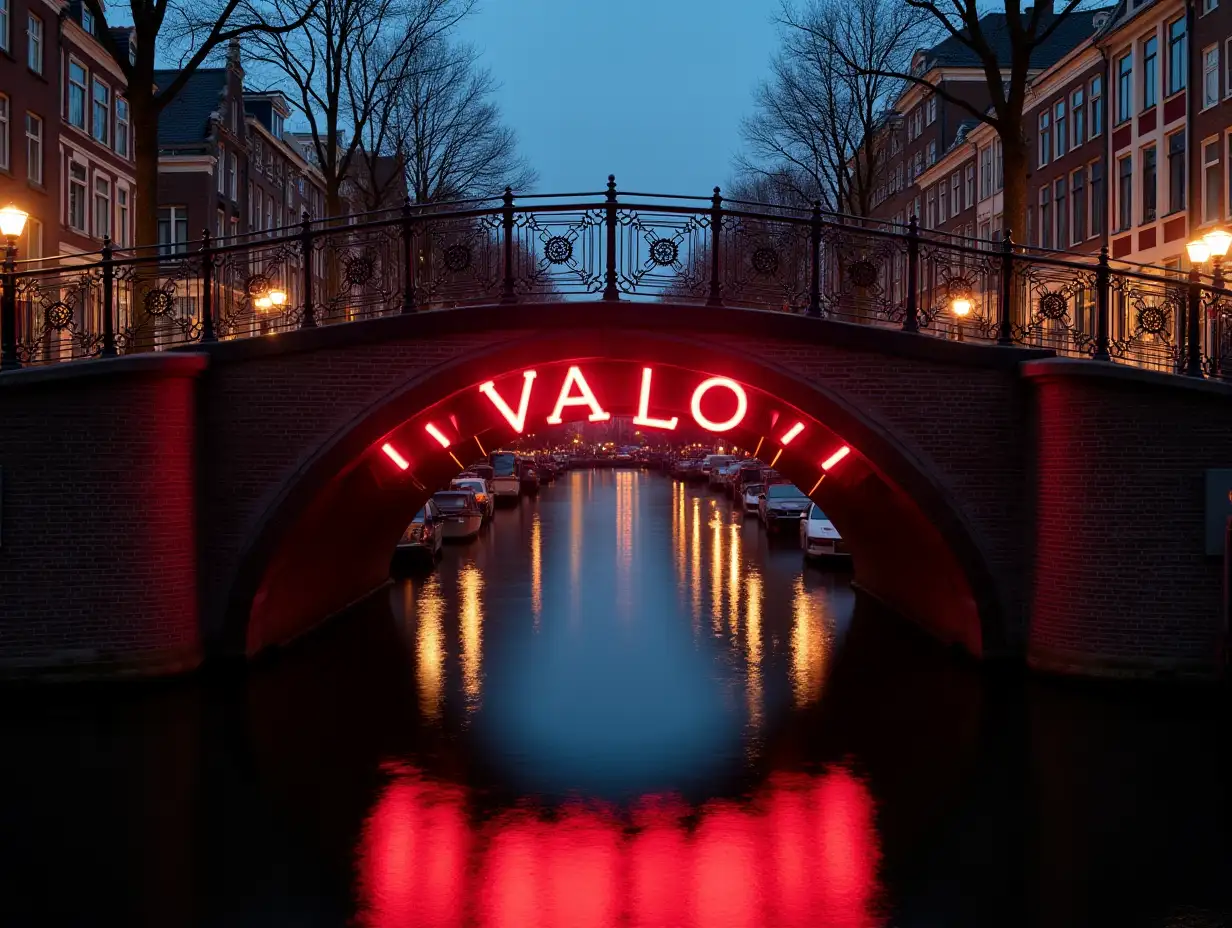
<box><xmin>358</xmin><ymin>767</ymin><xmax>882</xmax><ymax>928</ymax></box>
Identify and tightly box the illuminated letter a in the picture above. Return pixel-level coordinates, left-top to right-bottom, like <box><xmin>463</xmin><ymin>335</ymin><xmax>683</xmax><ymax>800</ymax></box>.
<box><xmin>546</xmin><ymin>366</ymin><xmax>611</xmax><ymax>424</ymax></box>
<box><xmin>479</xmin><ymin>370</ymin><xmax>537</xmax><ymax>433</ymax></box>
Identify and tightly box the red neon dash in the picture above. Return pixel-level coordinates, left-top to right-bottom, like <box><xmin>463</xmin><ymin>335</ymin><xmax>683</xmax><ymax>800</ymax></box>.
<box><xmin>821</xmin><ymin>445</ymin><xmax>851</xmax><ymax>471</ymax></box>
<box><xmin>382</xmin><ymin>443</ymin><xmax>410</xmax><ymax>470</ymax></box>
<box><xmin>425</xmin><ymin>423</ymin><xmax>451</xmax><ymax>448</ymax></box>
<box><xmin>779</xmin><ymin>422</ymin><xmax>805</xmax><ymax>445</ymax></box>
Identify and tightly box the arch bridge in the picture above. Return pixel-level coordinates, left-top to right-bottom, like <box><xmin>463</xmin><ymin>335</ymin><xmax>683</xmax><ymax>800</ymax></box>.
<box><xmin>0</xmin><ymin>181</ymin><xmax>1229</xmax><ymax>681</ymax></box>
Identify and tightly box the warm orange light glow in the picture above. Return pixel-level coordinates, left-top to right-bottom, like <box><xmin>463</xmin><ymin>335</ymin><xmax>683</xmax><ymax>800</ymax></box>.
<box><xmin>425</xmin><ymin>422</ymin><xmax>451</xmax><ymax>448</ymax></box>
<box><xmin>752</xmin><ymin>436</ymin><xmax>765</xmax><ymax>458</ymax></box>
<box><xmin>821</xmin><ymin>445</ymin><xmax>851</xmax><ymax>471</ymax></box>
<box><xmin>448</xmin><ymin>451</ymin><xmax>465</xmax><ymax>470</ymax></box>
<box><xmin>779</xmin><ymin>421</ymin><xmax>805</xmax><ymax>445</ymax></box>
<box><xmin>769</xmin><ymin>448</ymin><xmax>783</xmax><ymax>468</ymax></box>
<box><xmin>382</xmin><ymin>442</ymin><xmax>410</xmax><ymax>470</ymax></box>
<box><xmin>808</xmin><ymin>473</ymin><xmax>826</xmax><ymax>495</ymax></box>
<box><xmin>632</xmin><ymin>367</ymin><xmax>679</xmax><ymax>429</ymax></box>
<box><xmin>690</xmin><ymin>376</ymin><xmax>747</xmax><ymax>432</ymax></box>
<box><xmin>474</xmin><ymin>435</ymin><xmax>487</xmax><ymax>457</ymax></box>
<box><xmin>480</xmin><ymin>371</ymin><xmax>537</xmax><ymax>433</ymax></box>
<box><xmin>547</xmin><ymin>366</ymin><xmax>611</xmax><ymax>424</ymax></box>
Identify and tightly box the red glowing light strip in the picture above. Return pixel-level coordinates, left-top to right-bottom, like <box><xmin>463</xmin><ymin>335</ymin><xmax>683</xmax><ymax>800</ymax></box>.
<box><xmin>381</xmin><ymin>443</ymin><xmax>410</xmax><ymax>471</ymax></box>
<box><xmin>779</xmin><ymin>422</ymin><xmax>804</xmax><ymax>445</ymax></box>
<box><xmin>821</xmin><ymin>445</ymin><xmax>851</xmax><ymax>471</ymax></box>
<box><xmin>425</xmin><ymin>423</ymin><xmax>451</xmax><ymax>448</ymax></box>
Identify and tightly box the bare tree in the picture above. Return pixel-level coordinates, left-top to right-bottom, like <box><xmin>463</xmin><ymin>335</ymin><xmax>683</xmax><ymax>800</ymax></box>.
<box><xmin>392</xmin><ymin>37</ymin><xmax>536</xmax><ymax>203</ymax></box>
<box><xmin>245</xmin><ymin>0</ymin><xmax>473</xmax><ymax>217</ymax></box>
<box><xmin>739</xmin><ymin>0</ymin><xmax>932</xmax><ymax>217</ymax></box>
<box><xmin>85</xmin><ymin>0</ymin><xmax>314</xmax><ymax>249</ymax></box>
<box><xmin>806</xmin><ymin>0</ymin><xmax>1094</xmax><ymax>238</ymax></box>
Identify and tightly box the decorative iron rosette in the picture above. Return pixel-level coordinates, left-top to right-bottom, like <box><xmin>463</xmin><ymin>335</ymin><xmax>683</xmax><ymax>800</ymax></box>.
<box><xmin>245</xmin><ymin>274</ymin><xmax>270</xmax><ymax>298</ymax></box>
<box><xmin>751</xmin><ymin>247</ymin><xmax>779</xmax><ymax>276</ymax></box>
<box><xmin>1137</xmin><ymin>302</ymin><xmax>1170</xmax><ymax>336</ymax></box>
<box><xmin>544</xmin><ymin>236</ymin><xmax>573</xmax><ymax>265</ymax></box>
<box><xmin>343</xmin><ymin>254</ymin><xmax>376</xmax><ymax>287</ymax></box>
<box><xmin>945</xmin><ymin>277</ymin><xmax>975</xmax><ymax>305</ymax></box>
<box><xmin>1037</xmin><ymin>291</ymin><xmax>1068</xmax><ymax>321</ymax></box>
<box><xmin>443</xmin><ymin>244</ymin><xmax>472</xmax><ymax>273</ymax></box>
<box><xmin>144</xmin><ymin>288</ymin><xmax>174</xmax><ymax>317</ymax></box>
<box><xmin>847</xmin><ymin>258</ymin><xmax>878</xmax><ymax>289</ymax></box>
<box><xmin>44</xmin><ymin>301</ymin><xmax>74</xmax><ymax>330</ymax></box>
<box><xmin>648</xmin><ymin>238</ymin><xmax>679</xmax><ymax>267</ymax></box>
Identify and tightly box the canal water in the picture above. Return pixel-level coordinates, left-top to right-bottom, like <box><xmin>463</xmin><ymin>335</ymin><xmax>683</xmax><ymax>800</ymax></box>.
<box><xmin>1</xmin><ymin>468</ymin><xmax>1230</xmax><ymax>926</ymax></box>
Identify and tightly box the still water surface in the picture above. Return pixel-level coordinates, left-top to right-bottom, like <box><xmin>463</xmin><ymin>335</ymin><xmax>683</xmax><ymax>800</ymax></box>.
<box><xmin>1</xmin><ymin>469</ymin><xmax>1229</xmax><ymax>927</ymax></box>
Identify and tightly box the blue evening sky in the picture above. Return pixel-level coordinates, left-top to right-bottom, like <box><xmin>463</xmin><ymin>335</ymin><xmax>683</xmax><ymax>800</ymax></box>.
<box><xmin>459</xmin><ymin>0</ymin><xmax>781</xmax><ymax>196</ymax></box>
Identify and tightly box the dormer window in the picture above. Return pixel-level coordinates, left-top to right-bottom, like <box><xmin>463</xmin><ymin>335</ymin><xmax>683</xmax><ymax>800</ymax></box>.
<box><xmin>272</xmin><ymin>111</ymin><xmax>283</xmax><ymax>138</ymax></box>
<box><xmin>81</xmin><ymin>8</ymin><xmax>93</xmax><ymax>34</ymax></box>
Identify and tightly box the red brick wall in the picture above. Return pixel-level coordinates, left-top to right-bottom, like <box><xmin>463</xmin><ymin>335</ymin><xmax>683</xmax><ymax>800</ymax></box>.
<box><xmin>1026</xmin><ymin>359</ymin><xmax>1230</xmax><ymax>678</ymax></box>
<box><xmin>0</xmin><ymin>355</ymin><xmax>205</xmax><ymax>677</ymax></box>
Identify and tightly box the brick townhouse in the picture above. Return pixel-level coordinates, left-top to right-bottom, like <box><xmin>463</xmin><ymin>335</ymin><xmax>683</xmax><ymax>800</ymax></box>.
<box><xmin>0</xmin><ymin>0</ymin><xmax>134</xmax><ymax>263</ymax></box>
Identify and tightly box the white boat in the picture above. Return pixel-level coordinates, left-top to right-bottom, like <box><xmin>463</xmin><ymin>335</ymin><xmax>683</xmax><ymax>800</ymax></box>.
<box><xmin>432</xmin><ymin>491</ymin><xmax>484</xmax><ymax>540</ymax></box>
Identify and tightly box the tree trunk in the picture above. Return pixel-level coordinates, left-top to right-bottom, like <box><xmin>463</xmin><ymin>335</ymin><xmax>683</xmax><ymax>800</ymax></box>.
<box><xmin>999</xmin><ymin>133</ymin><xmax>1029</xmax><ymax>247</ymax></box>
<box><xmin>128</xmin><ymin>91</ymin><xmax>162</xmax><ymax>350</ymax></box>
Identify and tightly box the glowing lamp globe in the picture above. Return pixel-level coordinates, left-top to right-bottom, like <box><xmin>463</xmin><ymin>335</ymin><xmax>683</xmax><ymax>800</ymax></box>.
<box><xmin>1187</xmin><ymin>240</ymin><xmax>1212</xmax><ymax>264</ymax></box>
<box><xmin>952</xmin><ymin>297</ymin><xmax>973</xmax><ymax>317</ymax></box>
<box><xmin>1204</xmin><ymin>229</ymin><xmax>1232</xmax><ymax>258</ymax></box>
<box><xmin>268</xmin><ymin>289</ymin><xmax>287</xmax><ymax>306</ymax></box>
<box><xmin>0</xmin><ymin>205</ymin><xmax>29</xmax><ymax>238</ymax></box>
<box><xmin>254</xmin><ymin>296</ymin><xmax>273</xmax><ymax>311</ymax></box>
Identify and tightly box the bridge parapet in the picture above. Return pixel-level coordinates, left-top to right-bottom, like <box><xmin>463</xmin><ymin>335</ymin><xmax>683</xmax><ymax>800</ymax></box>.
<box><xmin>2</xmin><ymin>179</ymin><xmax>1226</xmax><ymax>377</ymax></box>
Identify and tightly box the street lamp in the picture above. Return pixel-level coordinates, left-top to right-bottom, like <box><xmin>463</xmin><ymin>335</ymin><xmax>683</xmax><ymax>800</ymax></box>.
<box><xmin>1184</xmin><ymin>227</ymin><xmax>1232</xmax><ymax>378</ymax></box>
<box><xmin>0</xmin><ymin>204</ymin><xmax>29</xmax><ymax>372</ymax></box>
<box><xmin>950</xmin><ymin>288</ymin><xmax>973</xmax><ymax>342</ymax></box>
<box><xmin>254</xmin><ymin>296</ymin><xmax>272</xmax><ymax>311</ymax></box>
<box><xmin>268</xmin><ymin>289</ymin><xmax>287</xmax><ymax>308</ymax></box>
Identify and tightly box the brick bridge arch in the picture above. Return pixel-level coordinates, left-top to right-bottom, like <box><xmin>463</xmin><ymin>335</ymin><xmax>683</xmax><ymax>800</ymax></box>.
<box><xmin>204</xmin><ymin>303</ymin><xmax>1034</xmax><ymax>662</ymax></box>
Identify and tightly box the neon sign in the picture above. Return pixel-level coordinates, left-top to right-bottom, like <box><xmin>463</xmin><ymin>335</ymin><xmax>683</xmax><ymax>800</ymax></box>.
<box><xmin>632</xmin><ymin>367</ymin><xmax>679</xmax><ymax>430</ymax></box>
<box><xmin>479</xmin><ymin>370</ymin><xmax>536</xmax><ymax>434</ymax></box>
<box><xmin>545</xmin><ymin>366</ymin><xmax>611</xmax><ymax>424</ymax></box>
<box><xmin>822</xmin><ymin>445</ymin><xmax>851</xmax><ymax>470</ymax></box>
<box><xmin>424</xmin><ymin>423</ymin><xmax>451</xmax><ymax>448</ymax></box>
<box><xmin>689</xmin><ymin>377</ymin><xmax>748</xmax><ymax>433</ymax></box>
<box><xmin>779</xmin><ymin>421</ymin><xmax>805</xmax><ymax>445</ymax></box>
<box><xmin>381</xmin><ymin>443</ymin><xmax>410</xmax><ymax>470</ymax></box>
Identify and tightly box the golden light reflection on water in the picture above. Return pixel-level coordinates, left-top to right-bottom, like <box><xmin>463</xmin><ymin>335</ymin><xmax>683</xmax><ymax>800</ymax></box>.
<box><xmin>530</xmin><ymin>513</ymin><xmax>543</xmax><ymax>630</ymax></box>
<box><xmin>413</xmin><ymin>576</ymin><xmax>446</xmax><ymax>722</ymax></box>
<box><xmin>790</xmin><ymin>574</ymin><xmax>829</xmax><ymax>708</ymax></box>
<box><xmin>616</xmin><ymin>471</ymin><xmax>634</xmax><ymax>579</ymax></box>
<box><xmin>709</xmin><ymin>504</ymin><xmax>723</xmax><ymax>636</ymax></box>
<box><xmin>745</xmin><ymin>570</ymin><xmax>763</xmax><ymax>735</ymax></box>
<box><xmin>570</xmin><ymin>475</ymin><xmax>584</xmax><ymax>620</ymax></box>
<box><xmin>690</xmin><ymin>497</ymin><xmax>701</xmax><ymax>634</ymax></box>
<box><xmin>727</xmin><ymin>522</ymin><xmax>741</xmax><ymax>636</ymax></box>
<box><xmin>459</xmin><ymin>564</ymin><xmax>485</xmax><ymax>710</ymax></box>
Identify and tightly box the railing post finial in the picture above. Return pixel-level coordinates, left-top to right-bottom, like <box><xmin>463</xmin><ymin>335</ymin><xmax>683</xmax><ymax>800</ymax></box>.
<box><xmin>300</xmin><ymin>209</ymin><xmax>316</xmax><ymax>329</ymax></box>
<box><xmin>501</xmin><ymin>185</ymin><xmax>517</xmax><ymax>304</ymax></box>
<box><xmin>807</xmin><ymin>200</ymin><xmax>822</xmax><ymax>317</ymax></box>
<box><xmin>707</xmin><ymin>186</ymin><xmax>723</xmax><ymax>307</ymax></box>
<box><xmin>996</xmin><ymin>228</ymin><xmax>1015</xmax><ymax>345</ymax></box>
<box><xmin>100</xmin><ymin>233</ymin><xmax>118</xmax><ymax>355</ymax></box>
<box><xmin>903</xmin><ymin>214</ymin><xmax>919</xmax><ymax>333</ymax></box>
<box><xmin>603</xmin><ymin>174</ymin><xmax>619</xmax><ymax>301</ymax></box>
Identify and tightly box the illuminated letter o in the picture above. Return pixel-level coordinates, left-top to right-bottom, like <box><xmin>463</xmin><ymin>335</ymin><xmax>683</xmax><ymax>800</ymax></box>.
<box><xmin>690</xmin><ymin>377</ymin><xmax>748</xmax><ymax>433</ymax></box>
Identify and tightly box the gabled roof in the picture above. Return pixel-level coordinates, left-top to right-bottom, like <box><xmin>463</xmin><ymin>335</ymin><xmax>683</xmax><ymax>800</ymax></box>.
<box><xmin>153</xmin><ymin>68</ymin><xmax>227</xmax><ymax>147</ymax></box>
<box><xmin>922</xmin><ymin>8</ymin><xmax>1112</xmax><ymax>72</ymax></box>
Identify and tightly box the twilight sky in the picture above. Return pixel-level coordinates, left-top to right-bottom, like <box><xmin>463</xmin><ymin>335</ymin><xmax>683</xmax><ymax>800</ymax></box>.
<box><xmin>458</xmin><ymin>0</ymin><xmax>781</xmax><ymax>196</ymax></box>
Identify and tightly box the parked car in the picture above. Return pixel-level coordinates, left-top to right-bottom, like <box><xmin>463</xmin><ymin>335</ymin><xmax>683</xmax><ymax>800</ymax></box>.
<box><xmin>710</xmin><ymin>460</ymin><xmax>739</xmax><ymax>491</ymax></box>
<box><xmin>519</xmin><ymin>459</ymin><xmax>541</xmax><ymax>496</ymax></box>
<box><xmin>432</xmin><ymin>490</ymin><xmax>485</xmax><ymax>541</ymax></box>
<box><xmin>468</xmin><ymin>463</ymin><xmax>495</xmax><ymax>482</ymax></box>
<box><xmin>732</xmin><ymin>461</ymin><xmax>764</xmax><ymax>501</ymax></box>
<box><xmin>801</xmin><ymin>503</ymin><xmax>848</xmax><ymax>558</ymax></box>
<box><xmin>394</xmin><ymin>499</ymin><xmax>444</xmax><ymax>568</ymax></box>
<box><xmin>450</xmin><ymin>476</ymin><xmax>494</xmax><ymax>520</ymax></box>
<box><xmin>759</xmin><ymin>483</ymin><xmax>812</xmax><ymax>532</ymax></box>
<box><xmin>741</xmin><ymin>482</ymin><xmax>765</xmax><ymax>515</ymax></box>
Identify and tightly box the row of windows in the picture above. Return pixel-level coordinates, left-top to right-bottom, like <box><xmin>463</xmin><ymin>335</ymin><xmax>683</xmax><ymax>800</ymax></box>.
<box><xmin>1111</xmin><ymin>130</ymin><xmax>1186</xmax><ymax>232</ymax></box>
<box><xmin>1034</xmin><ymin>163</ymin><xmax>1104</xmax><ymax>250</ymax></box>
<box><xmin>1114</xmin><ymin>18</ymin><xmax>1187</xmax><ymax>124</ymax></box>
<box><xmin>1038</xmin><ymin>76</ymin><xmax>1103</xmax><ymax>168</ymax></box>
<box><xmin>66</xmin><ymin>57</ymin><xmax>131</xmax><ymax>157</ymax></box>
<box><xmin>0</xmin><ymin>98</ymin><xmax>44</xmax><ymax>185</ymax></box>
<box><xmin>65</xmin><ymin>160</ymin><xmax>131</xmax><ymax>244</ymax></box>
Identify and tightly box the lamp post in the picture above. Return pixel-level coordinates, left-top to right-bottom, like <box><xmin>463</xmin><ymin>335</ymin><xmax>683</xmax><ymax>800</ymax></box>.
<box><xmin>0</xmin><ymin>204</ymin><xmax>30</xmax><ymax>372</ymax></box>
<box><xmin>1186</xmin><ymin>228</ymin><xmax>1232</xmax><ymax>377</ymax></box>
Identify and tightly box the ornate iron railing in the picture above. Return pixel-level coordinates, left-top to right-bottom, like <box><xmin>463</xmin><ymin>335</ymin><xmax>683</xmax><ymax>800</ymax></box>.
<box><xmin>0</xmin><ymin>176</ymin><xmax>1227</xmax><ymax>378</ymax></box>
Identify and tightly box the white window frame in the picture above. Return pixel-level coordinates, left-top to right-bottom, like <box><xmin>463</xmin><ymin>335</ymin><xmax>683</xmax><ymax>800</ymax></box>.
<box><xmin>1089</xmin><ymin>75</ymin><xmax>1103</xmax><ymax>138</ymax></box>
<box><xmin>116</xmin><ymin>186</ymin><xmax>129</xmax><ymax>248</ymax></box>
<box><xmin>927</xmin><ymin>140</ymin><xmax>936</xmax><ymax>166</ymax></box>
<box><xmin>158</xmin><ymin>206</ymin><xmax>189</xmax><ymax>254</ymax></box>
<box><xmin>938</xmin><ymin>182</ymin><xmax>948</xmax><ymax>223</ymax></box>
<box><xmin>217</xmin><ymin>144</ymin><xmax>225</xmax><ymax>194</ymax></box>
<box><xmin>1203</xmin><ymin>0</ymin><xmax>1219</xmax><ymax>13</ymax></box>
<box><xmin>1203</xmin><ymin>135</ymin><xmax>1222</xmax><ymax>224</ymax></box>
<box><xmin>965</xmin><ymin>163</ymin><xmax>975</xmax><ymax>205</ymax></box>
<box><xmin>25</xmin><ymin>112</ymin><xmax>41</xmax><ymax>184</ymax></box>
<box><xmin>1054</xmin><ymin>100</ymin><xmax>1067</xmax><ymax>160</ymax></box>
<box><xmin>951</xmin><ymin>172</ymin><xmax>962</xmax><ymax>215</ymax></box>
<box><xmin>0</xmin><ymin>94</ymin><xmax>8</xmax><ymax>172</ymax></box>
<box><xmin>1039</xmin><ymin>110</ymin><xmax>1051</xmax><ymax>166</ymax></box>
<box><xmin>92</xmin><ymin>77</ymin><xmax>109</xmax><ymax>145</ymax></box>
<box><xmin>228</xmin><ymin>152</ymin><xmax>238</xmax><ymax>201</ymax></box>
<box><xmin>926</xmin><ymin>95</ymin><xmax>937</xmax><ymax>125</ymax></box>
<box><xmin>68</xmin><ymin>59</ymin><xmax>88</xmax><ymax>130</ymax></box>
<box><xmin>115</xmin><ymin>97</ymin><xmax>129</xmax><ymax>157</ymax></box>
<box><xmin>0</xmin><ymin>0</ymin><xmax>9</xmax><ymax>55</ymax></box>
<box><xmin>81</xmin><ymin>6</ymin><xmax>93</xmax><ymax>33</ymax></box>
<box><xmin>1203</xmin><ymin>44</ymin><xmax>1219</xmax><ymax>109</ymax></box>
<box><xmin>93</xmin><ymin>173</ymin><xmax>111</xmax><ymax>240</ymax></box>
<box><xmin>68</xmin><ymin>160</ymin><xmax>88</xmax><ymax>232</ymax></box>
<box><xmin>26</xmin><ymin>13</ymin><xmax>41</xmax><ymax>74</ymax></box>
